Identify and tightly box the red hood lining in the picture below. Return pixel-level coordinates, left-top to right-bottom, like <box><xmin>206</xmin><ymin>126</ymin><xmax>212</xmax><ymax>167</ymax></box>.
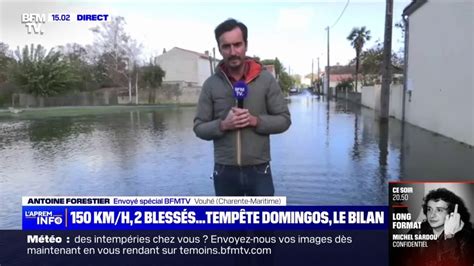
<box><xmin>219</xmin><ymin>59</ymin><xmax>262</xmax><ymax>84</ymax></box>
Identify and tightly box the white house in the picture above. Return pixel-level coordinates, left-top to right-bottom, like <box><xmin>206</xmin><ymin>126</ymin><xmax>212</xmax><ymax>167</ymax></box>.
<box><xmin>263</xmin><ymin>64</ymin><xmax>276</xmax><ymax>78</ymax></box>
<box><xmin>155</xmin><ymin>47</ymin><xmax>219</xmax><ymax>86</ymax></box>
<box><xmin>402</xmin><ymin>0</ymin><xmax>473</xmax><ymax>146</ymax></box>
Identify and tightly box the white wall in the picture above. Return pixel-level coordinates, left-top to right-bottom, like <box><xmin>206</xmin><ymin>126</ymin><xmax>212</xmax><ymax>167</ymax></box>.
<box><xmin>197</xmin><ymin>58</ymin><xmax>212</xmax><ymax>86</ymax></box>
<box><xmin>156</xmin><ymin>49</ymin><xmax>215</xmax><ymax>86</ymax></box>
<box><xmin>361</xmin><ymin>85</ymin><xmax>381</xmax><ymax>113</ymax></box>
<box><xmin>361</xmin><ymin>84</ymin><xmax>403</xmax><ymax>120</ymax></box>
<box><xmin>361</xmin><ymin>86</ymin><xmax>375</xmax><ymax>109</ymax></box>
<box><xmin>156</xmin><ymin>49</ymin><xmax>199</xmax><ymax>84</ymax></box>
<box><xmin>389</xmin><ymin>85</ymin><xmax>404</xmax><ymax>120</ymax></box>
<box><xmin>302</xmin><ymin>77</ymin><xmax>311</xmax><ymax>86</ymax></box>
<box><xmin>405</xmin><ymin>1</ymin><xmax>474</xmax><ymax>146</ymax></box>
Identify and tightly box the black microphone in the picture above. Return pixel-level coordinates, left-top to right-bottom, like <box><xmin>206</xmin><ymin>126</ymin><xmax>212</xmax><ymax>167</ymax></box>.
<box><xmin>233</xmin><ymin>80</ymin><xmax>248</xmax><ymax>108</ymax></box>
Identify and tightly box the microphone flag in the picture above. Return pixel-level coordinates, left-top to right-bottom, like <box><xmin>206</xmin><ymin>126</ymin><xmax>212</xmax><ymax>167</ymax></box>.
<box><xmin>233</xmin><ymin>80</ymin><xmax>248</xmax><ymax>108</ymax></box>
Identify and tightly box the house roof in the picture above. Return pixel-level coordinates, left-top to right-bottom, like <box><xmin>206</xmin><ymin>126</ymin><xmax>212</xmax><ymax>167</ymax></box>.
<box><xmin>263</xmin><ymin>64</ymin><xmax>276</xmax><ymax>77</ymax></box>
<box><xmin>402</xmin><ymin>0</ymin><xmax>427</xmax><ymax>17</ymax></box>
<box><xmin>323</xmin><ymin>65</ymin><xmax>356</xmax><ymax>75</ymax></box>
<box><xmin>328</xmin><ymin>74</ymin><xmax>353</xmax><ymax>82</ymax></box>
<box><xmin>263</xmin><ymin>64</ymin><xmax>275</xmax><ymax>72</ymax></box>
<box><xmin>304</xmin><ymin>73</ymin><xmax>322</xmax><ymax>79</ymax></box>
<box><xmin>170</xmin><ymin>47</ymin><xmax>220</xmax><ymax>61</ymax></box>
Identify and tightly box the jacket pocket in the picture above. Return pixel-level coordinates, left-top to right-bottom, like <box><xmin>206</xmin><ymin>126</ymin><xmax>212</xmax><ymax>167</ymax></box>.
<box><xmin>212</xmin><ymin>164</ymin><xmax>227</xmax><ymax>179</ymax></box>
<box><xmin>253</xmin><ymin>163</ymin><xmax>271</xmax><ymax>175</ymax></box>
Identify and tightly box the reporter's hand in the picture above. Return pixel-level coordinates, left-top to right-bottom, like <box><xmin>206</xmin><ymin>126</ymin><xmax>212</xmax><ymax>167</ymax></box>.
<box><xmin>220</xmin><ymin>108</ymin><xmax>259</xmax><ymax>131</ymax></box>
<box><xmin>220</xmin><ymin>108</ymin><xmax>250</xmax><ymax>131</ymax></box>
<box><xmin>444</xmin><ymin>204</ymin><xmax>464</xmax><ymax>239</ymax></box>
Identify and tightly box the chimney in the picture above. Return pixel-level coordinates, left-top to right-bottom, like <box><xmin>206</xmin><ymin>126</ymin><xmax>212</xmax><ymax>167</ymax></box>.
<box><xmin>162</xmin><ymin>48</ymin><xmax>166</xmax><ymax>54</ymax></box>
<box><xmin>204</xmin><ymin>50</ymin><xmax>209</xmax><ymax>56</ymax></box>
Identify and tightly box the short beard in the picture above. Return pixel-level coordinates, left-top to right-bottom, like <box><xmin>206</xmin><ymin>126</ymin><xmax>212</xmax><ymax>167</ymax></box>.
<box><xmin>227</xmin><ymin>57</ymin><xmax>243</xmax><ymax>70</ymax></box>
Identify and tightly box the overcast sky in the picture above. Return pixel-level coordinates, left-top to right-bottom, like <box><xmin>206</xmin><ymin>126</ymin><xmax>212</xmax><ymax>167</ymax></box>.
<box><xmin>0</xmin><ymin>0</ymin><xmax>410</xmax><ymax>76</ymax></box>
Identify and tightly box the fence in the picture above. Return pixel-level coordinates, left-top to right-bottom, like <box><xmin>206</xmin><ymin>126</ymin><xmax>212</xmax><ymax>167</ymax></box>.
<box><xmin>13</xmin><ymin>82</ymin><xmax>201</xmax><ymax>108</ymax></box>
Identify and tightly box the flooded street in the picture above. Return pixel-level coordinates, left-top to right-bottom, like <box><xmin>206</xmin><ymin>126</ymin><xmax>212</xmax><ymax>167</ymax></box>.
<box><xmin>1</xmin><ymin>94</ymin><xmax>473</xmax><ymax>228</ymax></box>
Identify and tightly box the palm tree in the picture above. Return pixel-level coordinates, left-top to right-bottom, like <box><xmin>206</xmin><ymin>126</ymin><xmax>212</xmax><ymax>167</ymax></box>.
<box><xmin>347</xmin><ymin>26</ymin><xmax>371</xmax><ymax>92</ymax></box>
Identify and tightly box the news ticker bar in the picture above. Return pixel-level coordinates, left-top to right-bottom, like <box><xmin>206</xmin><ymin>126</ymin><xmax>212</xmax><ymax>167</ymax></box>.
<box><xmin>22</xmin><ymin>201</ymin><xmax>387</xmax><ymax>230</ymax></box>
<box><xmin>0</xmin><ymin>230</ymin><xmax>388</xmax><ymax>266</ymax></box>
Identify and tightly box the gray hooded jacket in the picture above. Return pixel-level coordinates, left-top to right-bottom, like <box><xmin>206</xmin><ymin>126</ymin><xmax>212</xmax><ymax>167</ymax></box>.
<box><xmin>193</xmin><ymin>60</ymin><xmax>291</xmax><ymax>166</ymax></box>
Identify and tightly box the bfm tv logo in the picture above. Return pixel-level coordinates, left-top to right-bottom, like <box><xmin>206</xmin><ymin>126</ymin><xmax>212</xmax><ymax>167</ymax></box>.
<box><xmin>234</xmin><ymin>86</ymin><xmax>246</xmax><ymax>97</ymax></box>
<box><xmin>21</xmin><ymin>13</ymin><xmax>46</xmax><ymax>35</ymax></box>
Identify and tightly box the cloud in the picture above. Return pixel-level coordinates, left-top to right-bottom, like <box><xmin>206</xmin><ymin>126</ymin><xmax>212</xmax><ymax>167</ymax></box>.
<box><xmin>124</xmin><ymin>15</ymin><xmax>215</xmax><ymax>61</ymax></box>
<box><xmin>276</xmin><ymin>7</ymin><xmax>315</xmax><ymax>32</ymax></box>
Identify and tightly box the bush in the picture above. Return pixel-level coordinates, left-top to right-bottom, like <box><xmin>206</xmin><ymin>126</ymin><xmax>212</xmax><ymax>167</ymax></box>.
<box><xmin>336</xmin><ymin>78</ymin><xmax>354</xmax><ymax>91</ymax></box>
<box><xmin>11</xmin><ymin>44</ymin><xmax>78</xmax><ymax>96</ymax></box>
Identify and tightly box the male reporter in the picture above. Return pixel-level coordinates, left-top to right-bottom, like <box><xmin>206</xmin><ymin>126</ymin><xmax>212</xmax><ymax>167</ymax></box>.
<box><xmin>194</xmin><ymin>18</ymin><xmax>291</xmax><ymax>196</ymax></box>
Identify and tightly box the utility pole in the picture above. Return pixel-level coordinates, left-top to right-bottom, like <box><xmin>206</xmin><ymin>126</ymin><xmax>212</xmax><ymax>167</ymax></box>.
<box><xmin>311</xmin><ymin>59</ymin><xmax>314</xmax><ymax>90</ymax></box>
<box><xmin>326</xmin><ymin>26</ymin><xmax>331</xmax><ymax>98</ymax></box>
<box><xmin>124</xmin><ymin>58</ymin><xmax>132</xmax><ymax>104</ymax></box>
<box><xmin>212</xmin><ymin>47</ymin><xmax>216</xmax><ymax>70</ymax></box>
<box><xmin>380</xmin><ymin>0</ymin><xmax>393</xmax><ymax>122</ymax></box>
<box><xmin>317</xmin><ymin>57</ymin><xmax>320</xmax><ymax>78</ymax></box>
<box><xmin>208</xmin><ymin>50</ymin><xmax>213</xmax><ymax>75</ymax></box>
<box><xmin>317</xmin><ymin>57</ymin><xmax>320</xmax><ymax>94</ymax></box>
<box><xmin>135</xmin><ymin>64</ymin><xmax>138</xmax><ymax>104</ymax></box>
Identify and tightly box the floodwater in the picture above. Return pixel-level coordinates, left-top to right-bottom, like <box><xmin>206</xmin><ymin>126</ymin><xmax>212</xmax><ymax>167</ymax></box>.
<box><xmin>1</xmin><ymin>93</ymin><xmax>473</xmax><ymax>228</ymax></box>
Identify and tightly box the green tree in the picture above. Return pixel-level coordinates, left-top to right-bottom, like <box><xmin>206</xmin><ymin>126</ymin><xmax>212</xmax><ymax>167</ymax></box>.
<box><xmin>394</xmin><ymin>20</ymin><xmax>406</xmax><ymax>66</ymax></box>
<box><xmin>355</xmin><ymin>41</ymin><xmax>404</xmax><ymax>85</ymax></box>
<box><xmin>291</xmin><ymin>74</ymin><xmax>301</xmax><ymax>86</ymax></box>
<box><xmin>261</xmin><ymin>57</ymin><xmax>284</xmax><ymax>79</ymax></box>
<box><xmin>0</xmin><ymin>43</ymin><xmax>15</xmax><ymax>106</ymax></box>
<box><xmin>336</xmin><ymin>77</ymin><xmax>354</xmax><ymax>91</ymax></box>
<box><xmin>359</xmin><ymin>42</ymin><xmax>383</xmax><ymax>80</ymax></box>
<box><xmin>11</xmin><ymin>44</ymin><xmax>77</xmax><ymax>96</ymax></box>
<box><xmin>90</xmin><ymin>16</ymin><xmax>142</xmax><ymax>103</ymax></box>
<box><xmin>0</xmin><ymin>43</ymin><xmax>13</xmax><ymax>84</ymax></box>
<box><xmin>59</xmin><ymin>43</ymin><xmax>100</xmax><ymax>91</ymax></box>
<box><xmin>261</xmin><ymin>57</ymin><xmax>293</xmax><ymax>92</ymax></box>
<box><xmin>140</xmin><ymin>60</ymin><xmax>165</xmax><ymax>88</ymax></box>
<box><xmin>93</xmin><ymin>52</ymin><xmax>120</xmax><ymax>87</ymax></box>
<box><xmin>347</xmin><ymin>26</ymin><xmax>371</xmax><ymax>91</ymax></box>
<box><xmin>278</xmin><ymin>71</ymin><xmax>293</xmax><ymax>92</ymax></box>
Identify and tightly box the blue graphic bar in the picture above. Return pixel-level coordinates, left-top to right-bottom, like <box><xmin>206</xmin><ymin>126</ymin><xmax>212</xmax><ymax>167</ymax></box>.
<box><xmin>23</xmin><ymin>206</ymin><xmax>388</xmax><ymax>230</ymax></box>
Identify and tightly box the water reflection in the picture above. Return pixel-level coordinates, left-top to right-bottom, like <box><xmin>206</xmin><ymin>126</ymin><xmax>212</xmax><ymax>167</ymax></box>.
<box><xmin>28</xmin><ymin>119</ymin><xmax>79</xmax><ymax>142</ymax></box>
<box><xmin>1</xmin><ymin>95</ymin><xmax>473</xmax><ymax>228</ymax></box>
<box><xmin>352</xmin><ymin>112</ymin><xmax>361</xmax><ymax>161</ymax></box>
<box><xmin>378</xmin><ymin>121</ymin><xmax>389</xmax><ymax>190</ymax></box>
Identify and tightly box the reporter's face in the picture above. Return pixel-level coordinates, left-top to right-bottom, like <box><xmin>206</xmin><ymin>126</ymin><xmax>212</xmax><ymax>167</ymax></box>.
<box><xmin>218</xmin><ymin>27</ymin><xmax>247</xmax><ymax>70</ymax></box>
<box><xmin>426</xmin><ymin>199</ymin><xmax>449</xmax><ymax>230</ymax></box>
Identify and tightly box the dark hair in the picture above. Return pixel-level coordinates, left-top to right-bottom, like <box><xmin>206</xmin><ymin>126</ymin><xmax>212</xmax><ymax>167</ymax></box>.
<box><xmin>214</xmin><ymin>18</ymin><xmax>248</xmax><ymax>46</ymax></box>
<box><xmin>422</xmin><ymin>188</ymin><xmax>472</xmax><ymax>228</ymax></box>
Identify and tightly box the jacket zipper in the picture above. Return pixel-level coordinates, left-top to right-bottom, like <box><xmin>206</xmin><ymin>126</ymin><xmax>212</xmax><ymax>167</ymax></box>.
<box><xmin>220</xmin><ymin>73</ymin><xmax>241</xmax><ymax>166</ymax></box>
<box><xmin>219</xmin><ymin>70</ymin><xmax>259</xmax><ymax>167</ymax></box>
